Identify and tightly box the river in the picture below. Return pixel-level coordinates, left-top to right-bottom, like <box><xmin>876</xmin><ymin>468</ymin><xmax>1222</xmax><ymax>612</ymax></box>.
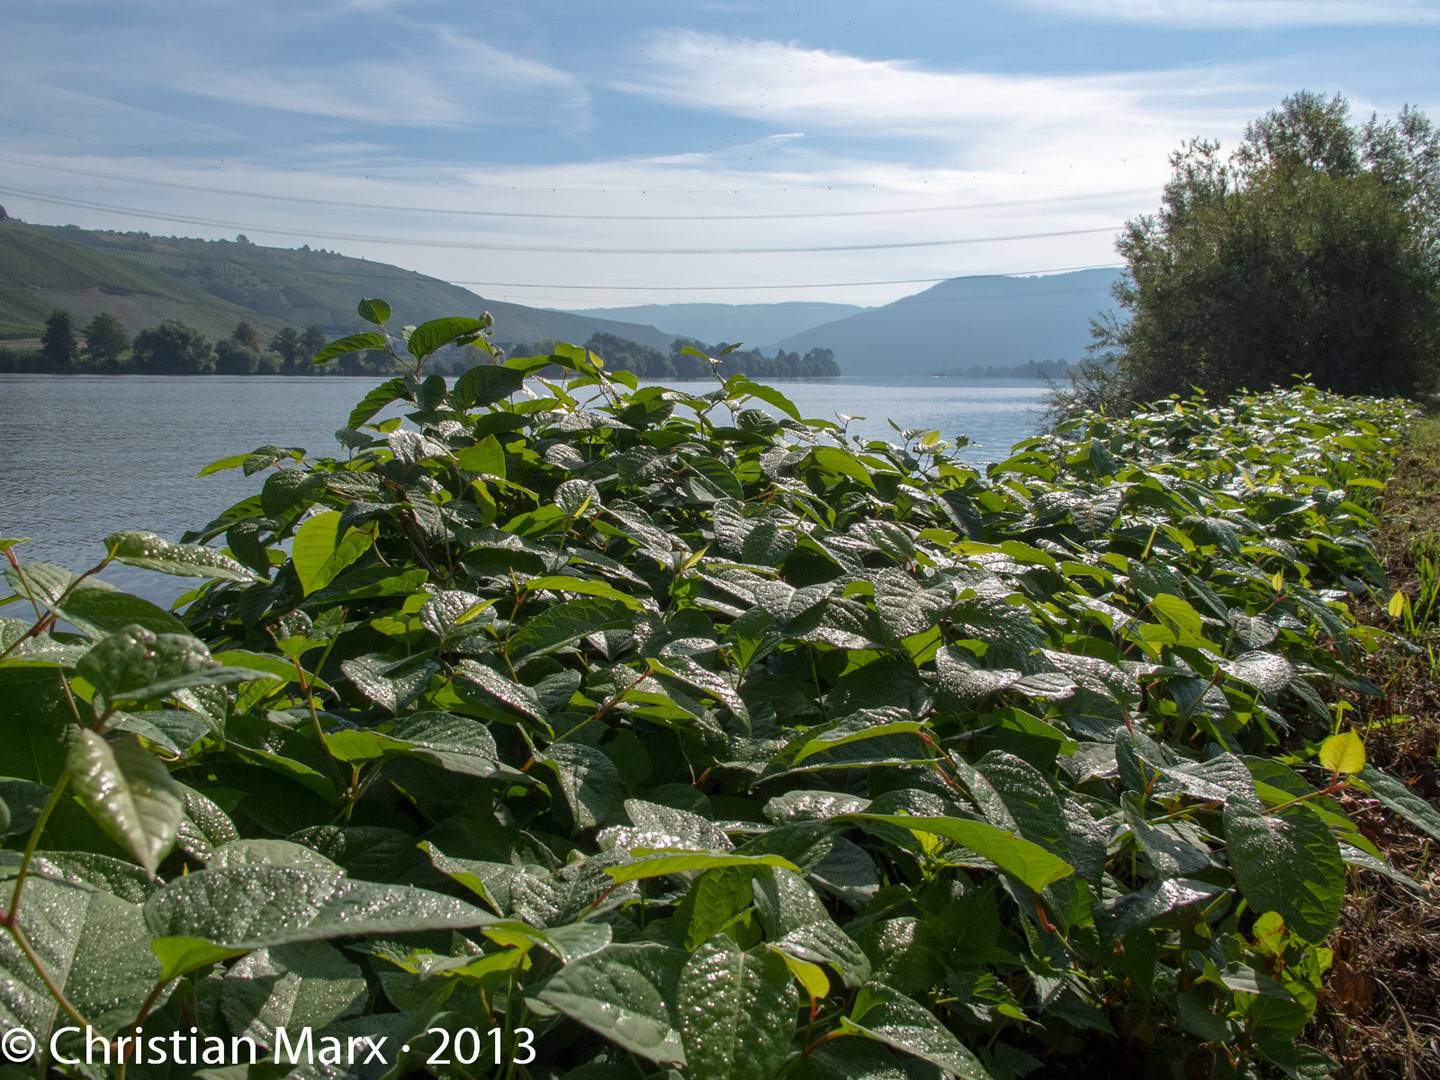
<box><xmin>0</xmin><ymin>374</ymin><xmax>1048</xmax><ymax>603</ymax></box>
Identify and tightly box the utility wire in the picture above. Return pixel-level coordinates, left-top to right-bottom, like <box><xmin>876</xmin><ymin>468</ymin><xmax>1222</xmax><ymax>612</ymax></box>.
<box><xmin>0</xmin><ymin>185</ymin><xmax>1122</xmax><ymax>254</ymax></box>
<box><xmin>0</xmin><ymin>153</ymin><xmax>1153</xmax><ymax>221</ymax></box>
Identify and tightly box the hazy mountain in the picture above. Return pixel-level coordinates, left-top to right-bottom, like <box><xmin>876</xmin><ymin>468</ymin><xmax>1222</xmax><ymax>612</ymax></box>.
<box><xmin>4</xmin><ymin>223</ymin><xmax>677</xmax><ymax>352</ymax></box>
<box><xmin>772</xmin><ymin>269</ymin><xmax>1123</xmax><ymax>376</ymax></box>
<box><xmin>564</xmin><ymin>302</ymin><xmax>866</xmax><ymax>348</ymax></box>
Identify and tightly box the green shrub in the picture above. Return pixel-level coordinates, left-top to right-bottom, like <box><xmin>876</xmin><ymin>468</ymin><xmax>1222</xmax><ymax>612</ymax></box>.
<box><xmin>1</xmin><ymin>300</ymin><xmax>1432</xmax><ymax>1079</ymax></box>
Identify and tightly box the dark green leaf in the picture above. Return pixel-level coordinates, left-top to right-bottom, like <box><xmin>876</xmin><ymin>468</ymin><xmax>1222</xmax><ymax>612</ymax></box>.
<box><xmin>67</xmin><ymin>730</ymin><xmax>183</xmax><ymax>874</ymax></box>
<box><xmin>104</xmin><ymin>531</ymin><xmax>259</xmax><ymax>582</ymax></box>
<box><xmin>677</xmin><ymin>936</ymin><xmax>798</xmax><ymax>1080</ymax></box>
<box><xmin>1224</xmin><ymin>802</ymin><xmax>1344</xmax><ymax>943</ymax></box>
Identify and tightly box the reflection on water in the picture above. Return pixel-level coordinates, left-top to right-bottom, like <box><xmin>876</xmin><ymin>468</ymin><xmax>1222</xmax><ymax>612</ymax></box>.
<box><xmin>0</xmin><ymin>374</ymin><xmax>1046</xmax><ymax>605</ymax></box>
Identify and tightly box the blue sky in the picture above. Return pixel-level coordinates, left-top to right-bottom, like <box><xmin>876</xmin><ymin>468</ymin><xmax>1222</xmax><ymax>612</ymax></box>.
<box><xmin>3</xmin><ymin>1</ymin><xmax>1437</xmax><ymax>309</ymax></box>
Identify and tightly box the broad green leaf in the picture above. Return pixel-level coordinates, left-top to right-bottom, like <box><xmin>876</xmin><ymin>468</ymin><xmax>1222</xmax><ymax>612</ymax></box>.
<box><xmin>1097</xmin><ymin>876</ymin><xmax>1226</xmax><ymax>941</ymax></box>
<box><xmin>673</xmin><ymin>867</ymin><xmax>758</xmax><ymax>950</ymax></box>
<box><xmin>0</xmin><ymin>855</ymin><xmax>164</xmax><ymax>1040</ymax></box>
<box><xmin>534</xmin><ymin>942</ymin><xmax>689</xmax><ymax>1065</ymax></box>
<box><xmin>356</xmin><ymin>297</ymin><xmax>391</xmax><ymax>324</ymax></box>
<box><xmin>523</xmin><ymin>574</ymin><xmax>646</xmax><ymax>610</ymax></box>
<box><xmin>103</xmin><ymin>531</ymin><xmax>258</xmax><ymax>582</ymax></box>
<box><xmin>144</xmin><ymin>866</ymin><xmax>497</xmax><ymax>966</ymax></box>
<box><xmin>1223</xmin><ymin>802</ymin><xmax>1344</xmax><ymax>943</ymax></box>
<box><xmin>407</xmin><ymin>315</ymin><xmax>491</xmax><ymax>361</ymax></box>
<box><xmin>454</xmin><ymin>659</ymin><xmax>551</xmax><ymax>729</ymax></box>
<box><xmin>754</xmin><ymin>868</ymin><xmax>871</xmax><ymax>988</ymax></box>
<box><xmin>67</xmin><ymin>730</ymin><xmax>183</xmax><ymax>874</ymax></box>
<box><xmin>1319</xmin><ymin>730</ymin><xmax>1365</xmax><ymax>775</ymax></box>
<box><xmin>219</xmin><ymin>942</ymin><xmax>367</xmax><ymax>1044</ymax></box>
<box><xmin>312</xmin><ymin>331</ymin><xmax>388</xmax><ymax>365</ymax></box>
<box><xmin>1356</xmin><ymin>765</ymin><xmax>1440</xmax><ymax>842</ymax></box>
<box><xmin>556</xmin><ymin>477</ymin><xmax>601</xmax><ymax>517</ymax></box>
<box><xmin>852</xmin><ymin>814</ymin><xmax>1073</xmax><ymax>892</ymax></box>
<box><xmin>292</xmin><ymin>511</ymin><xmax>373</xmax><ymax>596</ymax></box>
<box><xmin>506</xmin><ymin>597</ymin><xmax>634</xmax><ymax>658</ymax></box>
<box><xmin>1146</xmin><ymin>592</ymin><xmax>1206</xmax><ymax>645</ymax></box>
<box><xmin>76</xmin><ymin>624</ymin><xmax>268</xmax><ymax>709</ymax></box>
<box><xmin>841</xmin><ymin>983</ymin><xmax>992</xmax><ymax>1079</ymax></box>
<box><xmin>537</xmin><ymin>743</ymin><xmax>622</xmax><ymax>831</ymax></box>
<box><xmin>451</xmin><ymin>363</ymin><xmax>527</xmax><ymax>410</ymax></box>
<box><xmin>455</xmin><ymin>434</ymin><xmax>507</xmax><ymax>477</ymax></box>
<box><xmin>150</xmin><ymin>937</ymin><xmax>250</xmax><ymax>984</ymax></box>
<box><xmin>346</xmin><ymin>376</ymin><xmax>409</xmax><ymax>428</ymax></box>
<box><xmin>678</xmin><ymin>936</ymin><xmax>798</xmax><ymax>1080</ymax></box>
<box><xmin>809</xmin><ymin>447</ymin><xmax>876</xmax><ymax>490</ymax></box>
<box><xmin>728</xmin><ymin>375</ymin><xmax>801</xmax><ymax>421</ymax></box>
<box><xmin>483</xmin><ymin>920</ymin><xmax>613</xmax><ymax>964</ymax></box>
<box><xmin>197</xmin><ymin>451</ymin><xmax>250</xmax><ymax>477</ymax></box>
<box><xmin>787</xmin><ymin>713</ymin><xmax>927</xmax><ymax>767</ymax></box>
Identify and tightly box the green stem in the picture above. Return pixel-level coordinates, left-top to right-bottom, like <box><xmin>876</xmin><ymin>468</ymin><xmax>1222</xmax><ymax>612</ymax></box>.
<box><xmin>8</xmin><ymin>775</ymin><xmax>69</xmax><ymax>919</ymax></box>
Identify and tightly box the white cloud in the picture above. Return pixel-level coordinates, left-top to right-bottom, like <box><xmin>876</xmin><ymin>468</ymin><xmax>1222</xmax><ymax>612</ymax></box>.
<box><xmin>165</xmin><ymin>25</ymin><xmax>591</xmax><ymax>132</ymax></box>
<box><xmin>1010</xmin><ymin>0</ymin><xmax>1440</xmax><ymax>27</ymax></box>
<box><xmin>616</xmin><ymin>32</ymin><xmax>1260</xmax><ymax>174</ymax></box>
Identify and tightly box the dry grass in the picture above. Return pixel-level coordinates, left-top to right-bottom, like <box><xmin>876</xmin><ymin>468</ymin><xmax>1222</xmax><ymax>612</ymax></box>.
<box><xmin>1305</xmin><ymin>420</ymin><xmax>1440</xmax><ymax>1079</ymax></box>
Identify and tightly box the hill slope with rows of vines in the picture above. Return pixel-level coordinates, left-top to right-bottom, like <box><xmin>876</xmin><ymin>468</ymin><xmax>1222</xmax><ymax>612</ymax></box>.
<box><xmin>2</xmin><ymin>301</ymin><xmax>1437</xmax><ymax>1080</ymax></box>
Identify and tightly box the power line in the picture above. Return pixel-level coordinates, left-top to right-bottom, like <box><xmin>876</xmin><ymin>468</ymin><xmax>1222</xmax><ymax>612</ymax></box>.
<box><xmin>456</xmin><ymin>264</ymin><xmax>1125</xmax><ymax>293</ymax></box>
<box><xmin>0</xmin><ymin>153</ymin><xmax>1154</xmax><ymax>222</ymax></box>
<box><xmin>0</xmin><ymin>185</ymin><xmax>1122</xmax><ymax>254</ymax></box>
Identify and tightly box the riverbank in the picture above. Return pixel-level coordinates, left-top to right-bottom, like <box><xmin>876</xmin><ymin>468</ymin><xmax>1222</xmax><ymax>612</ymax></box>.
<box><xmin>1309</xmin><ymin>419</ymin><xmax>1440</xmax><ymax>1078</ymax></box>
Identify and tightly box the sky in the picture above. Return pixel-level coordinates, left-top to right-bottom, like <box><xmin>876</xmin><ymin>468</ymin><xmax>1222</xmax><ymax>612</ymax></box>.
<box><xmin>3</xmin><ymin>1</ymin><xmax>1438</xmax><ymax>310</ymax></box>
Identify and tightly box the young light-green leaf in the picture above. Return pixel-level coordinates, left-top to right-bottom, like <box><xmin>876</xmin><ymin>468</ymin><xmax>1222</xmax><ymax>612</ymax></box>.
<box><xmin>1319</xmin><ymin>730</ymin><xmax>1365</xmax><ymax>775</ymax></box>
<box><xmin>292</xmin><ymin>511</ymin><xmax>373</xmax><ymax>596</ymax></box>
<box><xmin>852</xmin><ymin>814</ymin><xmax>1074</xmax><ymax>892</ymax></box>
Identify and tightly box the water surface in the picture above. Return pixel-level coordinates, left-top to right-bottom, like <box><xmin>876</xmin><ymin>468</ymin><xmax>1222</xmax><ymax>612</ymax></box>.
<box><xmin>1</xmin><ymin>373</ymin><xmax>1046</xmax><ymax>603</ymax></box>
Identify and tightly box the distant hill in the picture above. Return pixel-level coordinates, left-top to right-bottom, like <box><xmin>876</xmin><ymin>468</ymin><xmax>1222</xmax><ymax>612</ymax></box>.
<box><xmin>2</xmin><ymin>222</ymin><xmax>677</xmax><ymax>352</ymax></box>
<box><xmin>0</xmin><ymin>221</ymin><xmax>291</xmax><ymax>341</ymax></box>
<box><xmin>773</xmin><ymin>269</ymin><xmax>1123</xmax><ymax>376</ymax></box>
<box><xmin>563</xmin><ymin>301</ymin><xmax>866</xmax><ymax>348</ymax></box>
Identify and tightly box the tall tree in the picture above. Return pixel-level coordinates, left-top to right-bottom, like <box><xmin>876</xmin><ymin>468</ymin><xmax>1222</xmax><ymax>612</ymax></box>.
<box><xmin>269</xmin><ymin>326</ymin><xmax>302</xmax><ymax>373</ymax></box>
<box><xmin>132</xmin><ymin>320</ymin><xmax>215</xmax><ymax>375</ymax></box>
<box><xmin>298</xmin><ymin>326</ymin><xmax>327</xmax><ymax>366</ymax></box>
<box><xmin>84</xmin><ymin>313</ymin><xmax>129</xmax><ymax>370</ymax></box>
<box><xmin>230</xmin><ymin>321</ymin><xmax>260</xmax><ymax>350</ymax></box>
<box><xmin>41</xmin><ymin>310</ymin><xmax>79</xmax><ymax>370</ymax></box>
<box><xmin>1098</xmin><ymin>92</ymin><xmax>1440</xmax><ymax>402</ymax></box>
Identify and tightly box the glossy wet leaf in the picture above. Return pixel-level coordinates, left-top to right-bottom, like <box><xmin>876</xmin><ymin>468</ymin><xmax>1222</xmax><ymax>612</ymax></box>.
<box><xmin>1224</xmin><ymin>802</ymin><xmax>1344</xmax><ymax>943</ymax></box>
<box><xmin>67</xmin><ymin>730</ymin><xmax>183</xmax><ymax>874</ymax></box>
<box><xmin>104</xmin><ymin>531</ymin><xmax>259</xmax><ymax>582</ymax></box>
<box><xmin>1357</xmin><ymin>765</ymin><xmax>1440</xmax><ymax>842</ymax></box>
<box><xmin>754</xmin><ymin>868</ymin><xmax>871</xmax><ymax>988</ymax></box>
<box><xmin>0</xmin><ymin>857</ymin><xmax>163</xmax><ymax>1040</ymax></box>
<box><xmin>534</xmin><ymin>943</ymin><xmax>689</xmax><ymax>1065</ymax></box>
<box><xmin>144</xmin><ymin>865</ymin><xmax>497</xmax><ymax>961</ymax></box>
<box><xmin>76</xmin><ymin>624</ymin><xmax>268</xmax><ymax>709</ymax></box>
<box><xmin>219</xmin><ymin>942</ymin><xmax>368</xmax><ymax>1044</ymax></box>
<box><xmin>842</xmin><ymin>983</ymin><xmax>992</xmax><ymax>1079</ymax></box>
<box><xmin>677</xmin><ymin>936</ymin><xmax>797</xmax><ymax>1080</ymax></box>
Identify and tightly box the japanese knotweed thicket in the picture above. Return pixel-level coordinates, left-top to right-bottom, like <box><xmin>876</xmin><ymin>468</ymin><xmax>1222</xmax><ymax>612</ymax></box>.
<box><xmin>3</xmin><ymin>301</ymin><xmax>1438</xmax><ymax>1080</ymax></box>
